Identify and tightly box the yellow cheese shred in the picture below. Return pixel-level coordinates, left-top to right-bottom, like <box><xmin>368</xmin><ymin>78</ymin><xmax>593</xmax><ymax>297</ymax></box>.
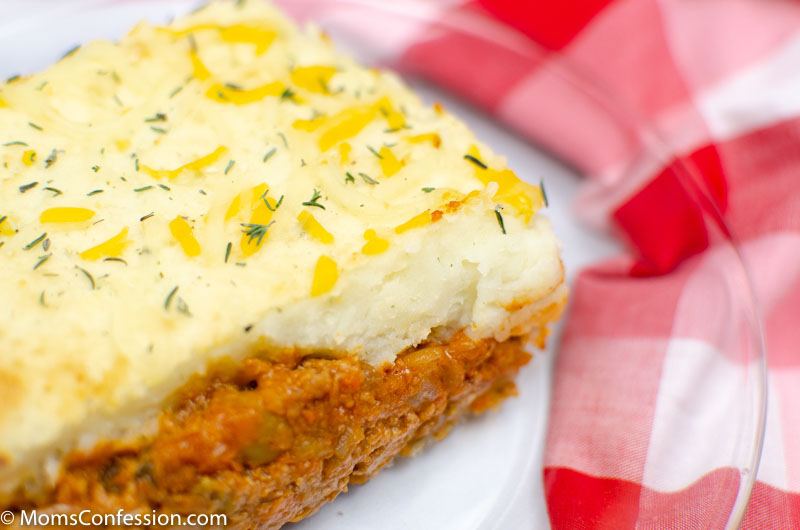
<box><xmin>318</xmin><ymin>105</ymin><xmax>377</xmax><ymax>152</ymax></box>
<box><xmin>165</xmin><ymin>23</ymin><xmax>276</xmax><ymax>54</ymax></box>
<box><xmin>207</xmin><ymin>81</ymin><xmax>286</xmax><ymax>105</ymax></box>
<box><xmin>378</xmin><ymin>146</ymin><xmax>404</xmax><ymax>177</ymax></box>
<box><xmin>169</xmin><ymin>216</ymin><xmax>201</xmax><ymax>257</ymax></box>
<box><xmin>293</xmin><ymin>117</ymin><xmax>327</xmax><ymax>132</ymax></box>
<box><xmin>467</xmin><ymin>144</ymin><xmax>544</xmax><ymax>223</ymax></box>
<box><xmin>290</xmin><ymin>65</ymin><xmax>337</xmax><ymax>94</ymax></box>
<box><xmin>406</xmin><ymin>133</ymin><xmax>441</xmax><ymax>148</ymax></box>
<box><xmin>190</xmin><ymin>51</ymin><xmax>212</xmax><ymax>80</ymax></box>
<box><xmin>311</xmin><ymin>255</ymin><xmax>338</xmax><ymax>297</ymax></box>
<box><xmin>22</xmin><ymin>150</ymin><xmax>36</xmax><ymax>166</ymax></box>
<box><xmin>362</xmin><ymin>229</ymin><xmax>389</xmax><ymax>255</ymax></box>
<box><xmin>141</xmin><ymin>145</ymin><xmax>227</xmax><ymax>180</ymax></box>
<box><xmin>0</xmin><ymin>216</ymin><xmax>15</xmax><ymax>236</ymax></box>
<box><xmin>241</xmin><ymin>201</ymin><xmax>275</xmax><ymax>257</ymax></box>
<box><xmin>40</xmin><ymin>207</ymin><xmax>95</xmax><ymax>224</ymax></box>
<box><xmin>297</xmin><ymin>211</ymin><xmax>334</xmax><ymax>244</ymax></box>
<box><xmin>394</xmin><ymin>211</ymin><xmax>432</xmax><ymax>234</ymax></box>
<box><xmin>79</xmin><ymin>227</ymin><xmax>131</xmax><ymax>261</ymax></box>
<box><xmin>375</xmin><ymin>97</ymin><xmax>405</xmax><ymax>130</ymax></box>
<box><xmin>338</xmin><ymin>142</ymin><xmax>351</xmax><ymax>164</ymax></box>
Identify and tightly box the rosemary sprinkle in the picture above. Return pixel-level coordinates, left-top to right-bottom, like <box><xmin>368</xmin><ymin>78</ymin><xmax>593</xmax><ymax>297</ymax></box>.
<box><xmin>33</xmin><ymin>254</ymin><xmax>52</xmax><ymax>270</ymax></box>
<box><xmin>463</xmin><ymin>154</ymin><xmax>487</xmax><ymax>169</ymax></box>
<box><xmin>241</xmin><ymin>222</ymin><xmax>274</xmax><ymax>246</ymax></box>
<box><xmin>77</xmin><ymin>266</ymin><xmax>95</xmax><ymax>289</ymax></box>
<box><xmin>494</xmin><ymin>209</ymin><xmax>506</xmax><ymax>234</ymax></box>
<box><xmin>19</xmin><ymin>181</ymin><xmax>38</xmax><ymax>193</ymax></box>
<box><xmin>302</xmin><ymin>189</ymin><xmax>325</xmax><ymax>209</ymax></box>
<box><xmin>359</xmin><ymin>172</ymin><xmax>379</xmax><ymax>185</ymax></box>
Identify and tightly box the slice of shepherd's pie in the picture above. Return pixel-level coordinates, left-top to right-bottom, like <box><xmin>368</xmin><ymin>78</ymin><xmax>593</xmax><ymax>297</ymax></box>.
<box><xmin>0</xmin><ymin>1</ymin><xmax>566</xmax><ymax>527</ymax></box>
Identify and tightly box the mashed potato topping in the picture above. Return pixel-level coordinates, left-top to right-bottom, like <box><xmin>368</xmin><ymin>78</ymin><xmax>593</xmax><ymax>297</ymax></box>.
<box><xmin>0</xmin><ymin>0</ymin><xmax>565</xmax><ymax>499</ymax></box>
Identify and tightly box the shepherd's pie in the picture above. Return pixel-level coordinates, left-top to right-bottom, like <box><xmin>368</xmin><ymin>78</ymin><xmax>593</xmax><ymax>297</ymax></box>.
<box><xmin>0</xmin><ymin>1</ymin><xmax>566</xmax><ymax>527</ymax></box>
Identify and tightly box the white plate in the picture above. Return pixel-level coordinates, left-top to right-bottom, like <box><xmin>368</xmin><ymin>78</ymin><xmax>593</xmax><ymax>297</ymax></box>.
<box><xmin>0</xmin><ymin>2</ymin><xmax>621</xmax><ymax>528</ymax></box>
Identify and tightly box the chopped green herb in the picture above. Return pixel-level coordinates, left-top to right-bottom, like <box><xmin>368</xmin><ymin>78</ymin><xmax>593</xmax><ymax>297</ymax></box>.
<box><xmin>225</xmin><ymin>242</ymin><xmax>232</xmax><ymax>263</ymax></box>
<box><xmin>134</xmin><ymin>186</ymin><xmax>153</xmax><ymax>192</ymax></box>
<box><xmin>91</xmin><ymin>165</ymin><xmax>100</xmax><ymax>172</ymax></box>
<box><xmin>87</xmin><ymin>189</ymin><xmax>104</xmax><ymax>196</ymax></box>
<box><xmin>345</xmin><ymin>172</ymin><xmax>355</xmax><ymax>184</ymax></box>
<box><xmin>241</xmin><ymin>222</ymin><xmax>274</xmax><ymax>246</ymax></box>
<box><xmin>150</xmin><ymin>126</ymin><xmax>167</xmax><ymax>134</ymax></box>
<box><xmin>422</xmin><ymin>187</ymin><xmax>435</xmax><ymax>193</ymax></box>
<box><xmin>45</xmin><ymin>150</ymin><xmax>58</xmax><ymax>168</ymax></box>
<box><xmin>540</xmin><ymin>179</ymin><xmax>549</xmax><ymax>207</ymax></box>
<box><xmin>3</xmin><ymin>141</ymin><xmax>27</xmax><ymax>147</ymax></box>
<box><xmin>263</xmin><ymin>147</ymin><xmax>277</xmax><ymax>162</ymax></box>
<box><xmin>464</xmin><ymin>154</ymin><xmax>487</xmax><ymax>169</ymax></box>
<box><xmin>198</xmin><ymin>189</ymin><xmax>207</xmax><ymax>195</ymax></box>
<box><xmin>144</xmin><ymin>113</ymin><xmax>167</xmax><ymax>123</ymax></box>
<box><xmin>6</xmin><ymin>74</ymin><xmax>20</xmax><ymax>84</ymax></box>
<box><xmin>43</xmin><ymin>237</ymin><xmax>51</xmax><ymax>252</ymax></box>
<box><xmin>111</xmin><ymin>70</ymin><xmax>121</xmax><ymax>84</ymax></box>
<box><xmin>280</xmin><ymin>87</ymin><xmax>296</xmax><ymax>101</ymax></box>
<box><xmin>39</xmin><ymin>291</ymin><xmax>46</xmax><ymax>306</ymax></box>
<box><xmin>263</xmin><ymin>194</ymin><xmax>283</xmax><ymax>211</ymax></box>
<box><xmin>164</xmin><ymin>286</ymin><xmax>179</xmax><ymax>310</ymax></box>
<box><xmin>494</xmin><ymin>209</ymin><xmax>506</xmax><ymax>234</ymax></box>
<box><xmin>302</xmin><ymin>189</ymin><xmax>325</xmax><ymax>210</ymax></box>
<box><xmin>367</xmin><ymin>145</ymin><xmax>383</xmax><ymax>159</ymax></box>
<box><xmin>0</xmin><ymin>216</ymin><xmax>6</xmax><ymax>225</ymax></box>
<box><xmin>359</xmin><ymin>172</ymin><xmax>379</xmax><ymax>185</ymax></box>
<box><xmin>235</xmin><ymin>262</ymin><xmax>247</xmax><ymax>267</ymax></box>
<box><xmin>104</xmin><ymin>257</ymin><xmax>128</xmax><ymax>265</ymax></box>
<box><xmin>158</xmin><ymin>184</ymin><xmax>170</xmax><ymax>191</ymax></box>
<box><xmin>43</xmin><ymin>186</ymin><xmax>62</xmax><ymax>196</ymax></box>
<box><xmin>140</xmin><ymin>212</ymin><xmax>154</xmax><ymax>221</ymax></box>
<box><xmin>33</xmin><ymin>253</ymin><xmax>52</xmax><ymax>270</ymax></box>
<box><xmin>224</xmin><ymin>82</ymin><xmax>243</xmax><ymax>91</ymax></box>
<box><xmin>134</xmin><ymin>158</ymin><xmax>140</xmax><ymax>171</ymax></box>
<box><xmin>19</xmin><ymin>181</ymin><xmax>38</xmax><ymax>193</ymax></box>
<box><xmin>76</xmin><ymin>266</ymin><xmax>95</xmax><ymax>289</ymax></box>
<box><xmin>278</xmin><ymin>132</ymin><xmax>288</xmax><ymax>148</ymax></box>
<box><xmin>37</xmin><ymin>81</ymin><xmax>48</xmax><ymax>91</ymax></box>
<box><xmin>28</xmin><ymin>122</ymin><xmax>43</xmax><ymax>131</ymax></box>
<box><xmin>224</xmin><ymin>160</ymin><xmax>235</xmax><ymax>175</ymax></box>
<box><xmin>176</xmin><ymin>297</ymin><xmax>191</xmax><ymax>316</ymax></box>
<box><xmin>169</xmin><ymin>85</ymin><xmax>183</xmax><ymax>98</ymax></box>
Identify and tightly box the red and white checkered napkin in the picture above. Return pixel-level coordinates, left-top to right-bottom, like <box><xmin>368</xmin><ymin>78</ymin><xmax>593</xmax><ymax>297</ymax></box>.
<box><xmin>283</xmin><ymin>0</ymin><xmax>800</xmax><ymax>526</ymax></box>
<box><xmin>389</xmin><ymin>0</ymin><xmax>800</xmax><ymax>527</ymax></box>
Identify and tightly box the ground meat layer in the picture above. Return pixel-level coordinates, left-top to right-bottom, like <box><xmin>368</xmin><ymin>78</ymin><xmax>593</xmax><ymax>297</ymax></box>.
<box><xmin>8</xmin><ymin>333</ymin><xmax>532</xmax><ymax>529</ymax></box>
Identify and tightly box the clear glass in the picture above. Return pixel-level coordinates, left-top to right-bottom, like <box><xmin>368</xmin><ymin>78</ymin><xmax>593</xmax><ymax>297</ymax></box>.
<box><xmin>0</xmin><ymin>1</ymin><xmax>766</xmax><ymax>528</ymax></box>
